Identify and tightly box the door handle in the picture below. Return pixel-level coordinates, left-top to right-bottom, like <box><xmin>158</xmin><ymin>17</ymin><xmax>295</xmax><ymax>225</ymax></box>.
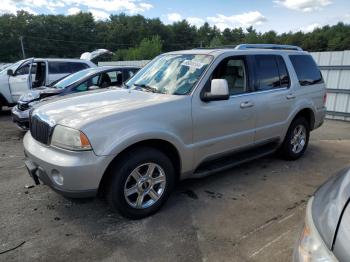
<box><xmin>286</xmin><ymin>94</ymin><xmax>296</xmax><ymax>100</ymax></box>
<box><xmin>240</xmin><ymin>101</ymin><xmax>254</xmax><ymax>109</ymax></box>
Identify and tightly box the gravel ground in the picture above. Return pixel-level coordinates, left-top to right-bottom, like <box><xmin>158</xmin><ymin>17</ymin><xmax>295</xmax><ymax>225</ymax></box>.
<box><xmin>0</xmin><ymin>109</ymin><xmax>349</xmax><ymax>262</ymax></box>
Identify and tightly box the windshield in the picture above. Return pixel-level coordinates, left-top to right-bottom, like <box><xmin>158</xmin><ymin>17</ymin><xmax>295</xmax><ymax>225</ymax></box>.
<box><xmin>0</xmin><ymin>60</ymin><xmax>25</xmax><ymax>75</ymax></box>
<box><xmin>53</xmin><ymin>68</ymin><xmax>93</xmax><ymax>89</ymax></box>
<box><xmin>125</xmin><ymin>54</ymin><xmax>213</xmax><ymax>95</ymax></box>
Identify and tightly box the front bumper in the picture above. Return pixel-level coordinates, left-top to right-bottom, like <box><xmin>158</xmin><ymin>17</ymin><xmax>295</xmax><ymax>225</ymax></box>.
<box><xmin>11</xmin><ymin>106</ymin><xmax>30</xmax><ymax>131</ymax></box>
<box><xmin>23</xmin><ymin>132</ymin><xmax>115</xmax><ymax>198</ymax></box>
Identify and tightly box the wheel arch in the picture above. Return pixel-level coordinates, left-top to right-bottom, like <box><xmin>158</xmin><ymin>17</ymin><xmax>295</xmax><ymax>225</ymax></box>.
<box><xmin>292</xmin><ymin>107</ymin><xmax>315</xmax><ymax>130</ymax></box>
<box><xmin>98</xmin><ymin>139</ymin><xmax>182</xmax><ymax>195</ymax></box>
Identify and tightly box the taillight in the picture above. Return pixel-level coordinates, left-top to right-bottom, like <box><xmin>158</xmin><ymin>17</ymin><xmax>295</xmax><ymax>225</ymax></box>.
<box><xmin>323</xmin><ymin>93</ymin><xmax>327</xmax><ymax>105</ymax></box>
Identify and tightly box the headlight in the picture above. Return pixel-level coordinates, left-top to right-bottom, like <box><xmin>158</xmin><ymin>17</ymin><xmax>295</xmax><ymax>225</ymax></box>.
<box><xmin>51</xmin><ymin>125</ymin><xmax>92</xmax><ymax>151</ymax></box>
<box><xmin>294</xmin><ymin>197</ymin><xmax>338</xmax><ymax>262</ymax></box>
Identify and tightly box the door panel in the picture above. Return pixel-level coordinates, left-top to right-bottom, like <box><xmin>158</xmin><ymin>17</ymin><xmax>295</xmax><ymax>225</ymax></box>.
<box><xmin>8</xmin><ymin>62</ymin><xmax>35</xmax><ymax>102</ymax></box>
<box><xmin>253</xmin><ymin>88</ymin><xmax>294</xmax><ymax>142</ymax></box>
<box><xmin>192</xmin><ymin>94</ymin><xmax>256</xmax><ymax>167</ymax></box>
<box><xmin>252</xmin><ymin>55</ymin><xmax>296</xmax><ymax>143</ymax></box>
<box><xmin>192</xmin><ymin>55</ymin><xmax>256</xmax><ymax>168</ymax></box>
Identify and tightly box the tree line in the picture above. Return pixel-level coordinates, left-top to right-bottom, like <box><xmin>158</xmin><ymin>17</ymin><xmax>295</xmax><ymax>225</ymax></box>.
<box><xmin>1</xmin><ymin>11</ymin><xmax>350</xmax><ymax>62</ymax></box>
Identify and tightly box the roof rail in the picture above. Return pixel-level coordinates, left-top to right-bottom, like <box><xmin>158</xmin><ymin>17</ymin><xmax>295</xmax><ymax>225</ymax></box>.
<box><xmin>235</xmin><ymin>44</ymin><xmax>303</xmax><ymax>51</ymax></box>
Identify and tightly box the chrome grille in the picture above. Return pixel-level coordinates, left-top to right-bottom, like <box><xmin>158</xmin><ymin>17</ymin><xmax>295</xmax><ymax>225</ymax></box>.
<box><xmin>30</xmin><ymin>115</ymin><xmax>52</xmax><ymax>145</ymax></box>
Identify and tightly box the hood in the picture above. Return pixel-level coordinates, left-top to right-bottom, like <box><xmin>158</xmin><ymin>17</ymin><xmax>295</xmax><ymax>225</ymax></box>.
<box><xmin>33</xmin><ymin>89</ymin><xmax>183</xmax><ymax>129</ymax></box>
<box><xmin>312</xmin><ymin>167</ymin><xmax>350</xmax><ymax>249</ymax></box>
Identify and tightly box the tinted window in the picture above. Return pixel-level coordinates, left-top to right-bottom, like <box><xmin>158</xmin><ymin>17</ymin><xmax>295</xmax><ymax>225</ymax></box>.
<box><xmin>289</xmin><ymin>55</ymin><xmax>323</xmax><ymax>86</ymax></box>
<box><xmin>74</xmin><ymin>75</ymin><xmax>99</xmax><ymax>92</ymax></box>
<box><xmin>276</xmin><ymin>56</ymin><xmax>290</xmax><ymax>88</ymax></box>
<box><xmin>107</xmin><ymin>70</ymin><xmax>123</xmax><ymax>86</ymax></box>
<box><xmin>126</xmin><ymin>69</ymin><xmax>138</xmax><ymax>80</ymax></box>
<box><xmin>212</xmin><ymin>57</ymin><xmax>247</xmax><ymax>95</ymax></box>
<box><xmin>15</xmin><ymin>63</ymin><xmax>36</xmax><ymax>75</ymax></box>
<box><xmin>48</xmin><ymin>62</ymin><xmax>71</xmax><ymax>74</ymax></box>
<box><xmin>255</xmin><ymin>55</ymin><xmax>281</xmax><ymax>91</ymax></box>
<box><xmin>70</xmin><ymin>62</ymin><xmax>89</xmax><ymax>73</ymax></box>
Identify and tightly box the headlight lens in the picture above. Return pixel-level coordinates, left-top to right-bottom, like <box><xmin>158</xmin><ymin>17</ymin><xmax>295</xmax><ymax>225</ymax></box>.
<box><xmin>51</xmin><ymin>125</ymin><xmax>92</xmax><ymax>151</ymax></box>
<box><xmin>295</xmin><ymin>197</ymin><xmax>338</xmax><ymax>262</ymax></box>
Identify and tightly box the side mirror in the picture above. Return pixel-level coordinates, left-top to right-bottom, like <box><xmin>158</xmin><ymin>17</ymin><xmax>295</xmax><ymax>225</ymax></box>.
<box><xmin>202</xmin><ymin>79</ymin><xmax>229</xmax><ymax>102</ymax></box>
<box><xmin>88</xmin><ymin>85</ymin><xmax>100</xmax><ymax>90</ymax></box>
<box><xmin>7</xmin><ymin>69</ymin><xmax>13</xmax><ymax>76</ymax></box>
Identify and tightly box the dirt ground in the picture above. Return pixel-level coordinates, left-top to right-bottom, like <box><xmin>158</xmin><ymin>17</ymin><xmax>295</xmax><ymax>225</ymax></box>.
<box><xmin>0</xmin><ymin>108</ymin><xmax>349</xmax><ymax>262</ymax></box>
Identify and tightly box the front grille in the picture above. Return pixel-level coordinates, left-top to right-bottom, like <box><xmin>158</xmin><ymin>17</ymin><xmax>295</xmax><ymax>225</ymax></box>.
<box><xmin>30</xmin><ymin>115</ymin><xmax>52</xmax><ymax>145</ymax></box>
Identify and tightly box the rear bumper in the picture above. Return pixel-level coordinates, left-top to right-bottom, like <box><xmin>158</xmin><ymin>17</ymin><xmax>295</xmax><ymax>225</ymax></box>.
<box><xmin>11</xmin><ymin>106</ymin><xmax>29</xmax><ymax>131</ymax></box>
<box><xmin>23</xmin><ymin>132</ymin><xmax>115</xmax><ymax>198</ymax></box>
<box><xmin>314</xmin><ymin>106</ymin><xmax>327</xmax><ymax>130</ymax></box>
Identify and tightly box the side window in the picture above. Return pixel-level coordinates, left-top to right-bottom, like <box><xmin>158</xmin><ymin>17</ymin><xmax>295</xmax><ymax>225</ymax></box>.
<box><xmin>91</xmin><ymin>75</ymin><xmax>99</xmax><ymax>86</ymax></box>
<box><xmin>126</xmin><ymin>69</ymin><xmax>137</xmax><ymax>80</ymax></box>
<box><xmin>211</xmin><ymin>57</ymin><xmax>247</xmax><ymax>95</ymax></box>
<box><xmin>289</xmin><ymin>55</ymin><xmax>323</xmax><ymax>86</ymax></box>
<box><xmin>255</xmin><ymin>55</ymin><xmax>281</xmax><ymax>91</ymax></box>
<box><xmin>74</xmin><ymin>75</ymin><xmax>99</xmax><ymax>92</ymax></box>
<box><xmin>48</xmin><ymin>62</ymin><xmax>71</xmax><ymax>74</ymax></box>
<box><xmin>15</xmin><ymin>63</ymin><xmax>36</xmax><ymax>76</ymax></box>
<box><xmin>107</xmin><ymin>71</ymin><xmax>123</xmax><ymax>86</ymax></box>
<box><xmin>75</xmin><ymin>81</ymin><xmax>88</xmax><ymax>92</ymax></box>
<box><xmin>70</xmin><ymin>62</ymin><xmax>89</xmax><ymax>73</ymax></box>
<box><xmin>276</xmin><ymin>56</ymin><xmax>290</xmax><ymax>88</ymax></box>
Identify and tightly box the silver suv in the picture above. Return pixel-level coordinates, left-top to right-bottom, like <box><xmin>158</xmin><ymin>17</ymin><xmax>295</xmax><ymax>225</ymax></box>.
<box><xmin>23</xmin><ymin>44</ymin><xmax>327</xmax><ymax>219</ymax></box>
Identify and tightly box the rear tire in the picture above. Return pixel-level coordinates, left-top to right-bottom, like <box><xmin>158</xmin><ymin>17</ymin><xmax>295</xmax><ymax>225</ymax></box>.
<box><xmin>106</xmin><ymin>147</ymin><xmax>175</xmax><ymax>219</ymax></box>
<box><xmin>280</xmin><ymin>117</ymin><xmax>310</xmax><ymax>160</ymax></box>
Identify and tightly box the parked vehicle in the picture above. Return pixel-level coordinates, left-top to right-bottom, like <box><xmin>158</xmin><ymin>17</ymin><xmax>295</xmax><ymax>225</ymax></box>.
<box><xmin>293</xmin><ymin>167</ymin><xmax>350</xmax><ymax>262</ymax></box>
<box><xmin>12</xmin><ymin>66</ymin><xmax>140</xmax><ymax>130</ymax></box>
<box><xmin>23</xmin><ymin>44</ymin><xmax>327</xmax><ymax>219</ymax></box>
<box><xmin>0</xmin><ymin>58</ymin><xmax>96</xmax><ymax>110</ymax></box>
<box><xmin>0</xmin><ymin>63</ymin><xmax>12</xmax><ymax>72</ymax></box>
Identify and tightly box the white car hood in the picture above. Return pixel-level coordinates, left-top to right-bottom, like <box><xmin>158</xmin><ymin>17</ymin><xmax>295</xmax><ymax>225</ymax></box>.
<box><xmin>33</xmin><ymin>89</ymin><xmax>184</xmax><ymax>129</ymax></box>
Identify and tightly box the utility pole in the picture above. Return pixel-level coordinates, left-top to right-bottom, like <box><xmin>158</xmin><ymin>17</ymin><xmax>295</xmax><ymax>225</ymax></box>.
<box><xmin>19</xmin><ymin>36</ymin><xmax>26</xmax><ymax>59</ymax></box>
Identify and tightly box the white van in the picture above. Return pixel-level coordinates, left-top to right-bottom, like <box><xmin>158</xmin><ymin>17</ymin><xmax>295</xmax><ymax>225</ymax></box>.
<box><xmin>0</xmin><ymin>58</ymin><xmax>96</xmax><ymax>110</ymax></box>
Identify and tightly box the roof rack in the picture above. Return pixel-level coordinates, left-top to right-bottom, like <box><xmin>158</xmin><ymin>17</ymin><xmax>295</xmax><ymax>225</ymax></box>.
<box><xmin>235</xmin><ymin>44</ymin><xmax>303</xmax><ymax>51</ymax></box>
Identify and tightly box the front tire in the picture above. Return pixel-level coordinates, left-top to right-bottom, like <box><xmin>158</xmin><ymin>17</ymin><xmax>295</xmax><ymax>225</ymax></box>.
<box><xmin>106</xmin><ymin>147</ymin><xmax>175</xmax><ymax>219</ymax></box>
<box><xmin>280</xmin><ymin>117</ymin><xmax>310</xmax><ymax>160</ymax></box>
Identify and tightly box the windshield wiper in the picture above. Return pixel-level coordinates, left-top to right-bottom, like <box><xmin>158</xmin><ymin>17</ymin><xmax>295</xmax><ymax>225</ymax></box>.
<box><xmin>133</xmin><ymin>83</ymin><xmax>158</xmax><ymax>93</ymax></box>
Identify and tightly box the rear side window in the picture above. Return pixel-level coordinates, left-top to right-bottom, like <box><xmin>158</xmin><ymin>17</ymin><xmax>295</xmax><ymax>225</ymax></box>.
<box><xmin>48</xmin><ymin>62</ymin><xmax>71</xmax><ymax>74</ymax></box>
<box><xmin>70</xmin><ymin>62</ymin><xmax>89</xmax><ymax>73</ymax></box>
<box><xmin>49</xmin><ymin>62</ymin><xmax>89</xmax><ymax>74</ymax></box>
<box><xmin>255</xmin><ymin>55</ymin><xmax>281</xmax><ymax>91</ymax></box>
<box><xmin>289</xmin><ymin>55</ymin><xmax>323</xmax><ymax>86</ymax></box>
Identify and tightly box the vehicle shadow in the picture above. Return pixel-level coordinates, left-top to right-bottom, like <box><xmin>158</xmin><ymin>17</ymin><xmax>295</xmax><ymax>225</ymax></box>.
<box><xmin>22</xmin><ymin>142</ymin><xmax>340</xmax><ymax>261</ymax></box>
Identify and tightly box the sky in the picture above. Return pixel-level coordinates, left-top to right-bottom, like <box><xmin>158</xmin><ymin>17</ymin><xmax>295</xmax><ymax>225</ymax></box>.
<box><xmin>1</xmin><ymin>0</ymin><xmax>350</xmax><ymax>33</ymax></box>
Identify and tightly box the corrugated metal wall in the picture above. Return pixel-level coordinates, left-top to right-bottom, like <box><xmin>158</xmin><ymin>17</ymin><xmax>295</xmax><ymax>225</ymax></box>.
<box><xmin>311</xmin><ymin>51</ymin><xmax>350</xmax><ymax>121</ymax></box>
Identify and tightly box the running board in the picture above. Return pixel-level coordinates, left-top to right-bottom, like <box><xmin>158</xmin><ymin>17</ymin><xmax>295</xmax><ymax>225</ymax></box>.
<box><xmin>193</xmin><ymin>141</ymin><xmax>279</xmax><ymax>178</ymax></box>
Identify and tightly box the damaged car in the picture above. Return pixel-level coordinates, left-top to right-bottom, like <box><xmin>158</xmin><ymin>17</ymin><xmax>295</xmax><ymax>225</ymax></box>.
<box><xmin>0</xmin><ymin>58</ymin><xmax>96</xmax><ymax>111</ymax></box>
<box><xmin>294</xmin><ymin>167</ymin><xmax>350</xmax><ymax>262</ymax></box>
<box><xmin>12</xmin><ymin>66</ymin><xmax>140</xmax><ymax>130</ymax></box>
